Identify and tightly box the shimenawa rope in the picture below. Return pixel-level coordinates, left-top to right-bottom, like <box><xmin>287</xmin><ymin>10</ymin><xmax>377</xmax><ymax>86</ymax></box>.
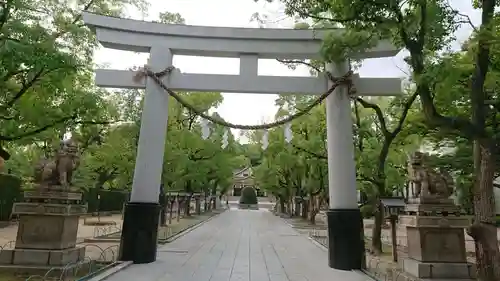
<box><xmin>134</xmin><ymin>66</ymin><xmax>354</xmax><ymax>130</ymax></box>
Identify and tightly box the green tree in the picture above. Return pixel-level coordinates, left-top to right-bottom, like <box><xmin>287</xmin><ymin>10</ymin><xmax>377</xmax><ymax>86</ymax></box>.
<box><xmin>252</xmin><ymin>101</ymin><xmax>329</xmax><ymax>223</ymax></box>
<box><xmin>0</xmin><ymin>0</ymin><xmax>149</xmax><ymax>188</ymax></box>
<box><xmin>272</xmin><ymin>0</ymin><xmax>499</xmax><ymax>278</ymax></box>
<box><xmin>276</xmin><ymin>59</ymin><xmax>421</xmax><ymax>253</ymax></box>
<box><xmin>0</xmin><ymin>0</ymin><xmax>148</xmax><ymax>145</ymax></box>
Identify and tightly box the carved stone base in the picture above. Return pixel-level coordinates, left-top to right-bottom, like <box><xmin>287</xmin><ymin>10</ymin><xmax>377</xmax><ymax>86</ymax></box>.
<box><xmin>406</xmin><ymin>226</ymin><xmax>467</xmax><ymax>263</ymax></box>
<box><xmin>12</xmin><ymin>202</ymin><xmax>87</xmax><ymax>215</ymax></box>
<box><xmin>407</xmin><ymin>197</ymin><xmax>455</xmax><ymax>205</ymax></box>
<box><xmin>400</xmin><ymin>215</ymin><xmax>470</xmax><ymax>263</ymax></box>
<box><xmin>399</xmin><ymin>215</ymin><xmax>472</xmax><ymax>228</ymax></box>
<box><xmin>402</xmin><ymin>258</ymin><xmax>476</xmax><ymax>279</ymax></box>
<box><xmin>404</xmin><ymin>203</ymin><xmax>460</xmax><ymax>216</ymax></box>
<box><xmin>14</xmin><ymin>214</ymin><xmax>80</xmax><ymax>250</ymax></box>
<box><xmin>0</xmin><ymin>246</ymin><xmax>85</xmax><ymax>266</ymax></box>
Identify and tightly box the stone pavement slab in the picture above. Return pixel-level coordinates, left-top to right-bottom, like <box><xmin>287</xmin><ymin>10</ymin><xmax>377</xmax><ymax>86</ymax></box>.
<box><xmin>103</xmin><ymin>210</ymin><xmax>370</xmax><ymax>281</ymax></box>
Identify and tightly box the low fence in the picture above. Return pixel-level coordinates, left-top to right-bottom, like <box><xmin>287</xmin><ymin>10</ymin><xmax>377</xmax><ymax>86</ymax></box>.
<box><xmin>93</xmin><ymin>224</ymin><xmax>122</xmax><ymax>238</ymax></box>
<box><xmin>0</xmin><ymin>240</ymin><xmax>121</xmax><ymax>281</ymax></box>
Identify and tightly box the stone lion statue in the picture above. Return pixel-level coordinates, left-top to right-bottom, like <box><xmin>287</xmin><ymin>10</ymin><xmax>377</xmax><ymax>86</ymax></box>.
<box><xmin>407</xmin><ymin>151</ymin><xmax>454</xmax><ymax>199</ymax></box>
<box><xmin>34</xmin><ymin>139</ymin><xmax>80</xmax><ymax>190</ymax></box>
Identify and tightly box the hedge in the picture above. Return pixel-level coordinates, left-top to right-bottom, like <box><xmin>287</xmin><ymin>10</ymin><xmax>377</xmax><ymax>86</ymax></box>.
<box><xmin>0</xmin><ymin>174</ymin><xmax>22</xmax><ymax>221</ymax></box>
<box><xmin>0</xmin><ymin>178</ymin><xmax>128</xmax><ymax>220</ymax></box>
<box><xmin>239</xmin><ymin>187</ymin><xmax>258</xmax><ymax>205</ymax></box>
<box><xmin>82</xmin><ymin>189</ymin><xmax>129</xmax><ymax>213</ymax></box>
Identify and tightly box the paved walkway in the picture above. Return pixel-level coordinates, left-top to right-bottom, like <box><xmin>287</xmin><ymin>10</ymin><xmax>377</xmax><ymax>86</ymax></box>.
<box><xmin>104</xmin><ymin>209</ymin><xmax>370</xmax><ymax>281</ymax></box>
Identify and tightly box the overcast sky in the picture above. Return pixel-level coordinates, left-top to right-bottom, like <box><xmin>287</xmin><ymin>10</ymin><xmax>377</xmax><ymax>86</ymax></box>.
<box><xmin>93</xmin><ymin>1</ymin><xmax>481</xmax><ymax>142</ymax></box>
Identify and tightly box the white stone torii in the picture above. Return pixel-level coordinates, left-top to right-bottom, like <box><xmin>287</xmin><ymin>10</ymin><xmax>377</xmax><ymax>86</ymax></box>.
<box><xmin>83</xmin><ymin>12</ymin><xmax>402</xmax><ymax>270</ymax></box>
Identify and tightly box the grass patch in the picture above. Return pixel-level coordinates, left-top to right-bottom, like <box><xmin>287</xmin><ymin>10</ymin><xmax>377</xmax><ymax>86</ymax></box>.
<box><xmin>0</xmin><ymin>273</ymin><xmax>21</xmax><ymax>281</ymax></box>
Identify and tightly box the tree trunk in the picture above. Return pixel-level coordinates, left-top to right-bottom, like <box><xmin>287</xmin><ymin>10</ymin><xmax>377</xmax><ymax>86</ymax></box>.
<box><xmin>371</xmin><ymin>200</ymin><xmax>383</xmax><ymax>255</ymax></box>
<box><xmin>309</xmin><ymin>197</ymin><xmax>318</xmax><ymax>225</ymax></box>
<box><xmin>309</xmin><ymin>209</ymin><xmax>317</xmax><ymax>225</ymax></box>
<box><xmin>185</xmin><ymin>196</ymin><xmax>192</xmax><ymax>216</ymax></box>
<box><xmin>168</xmin><ymin>201</ymin><xmax>174</xmax><ymax>224</ymax></box>
<box><xmin>294</xmin><ymin>201</ymin><xmax>300</xmax><ymax>217</ymax></box>
<box><xmin>301</xmin><ymin>201</ymin><xmax>308</xmax><ymax>219</ymax></box>
<box><xmin>469</xmin><ymin>140</ymin><xmax>500</xmax><ymax>281</ymax></box>
<box><xmin>204</xmin><ymin>193</ymin><xmax>208</xmax><ymax>211</ymax></box>
<box><xmin>176</xmin><ymin>199</ymin><xmax>182</xmax><ymax>222</ymax></box>
<box><xmin>195</xmin><ymin>198</ymin><xmax>201</xmax><ymax>215</ymax></box>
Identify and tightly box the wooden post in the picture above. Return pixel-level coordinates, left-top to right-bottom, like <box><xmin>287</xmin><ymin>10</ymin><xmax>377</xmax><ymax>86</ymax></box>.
<box><xmin>390</xmin><ymin>214</ymin><xmax>398</xmax><ymax>262</ymax></box>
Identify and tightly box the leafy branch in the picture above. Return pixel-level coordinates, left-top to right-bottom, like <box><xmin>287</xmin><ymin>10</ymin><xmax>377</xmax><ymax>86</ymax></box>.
<box><xmin>0</xmin><ymin>115</ymin><xmax>118</xmax><ymax>141</ymax></box>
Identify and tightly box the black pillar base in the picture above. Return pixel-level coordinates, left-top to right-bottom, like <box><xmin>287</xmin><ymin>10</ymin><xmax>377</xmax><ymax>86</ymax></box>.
<box><xmin>326</xmin><ymin>209</ymin><xmax>364</xmax><ymax>271</ymax></box>
<box><xmin>119</xmin><ymin>202</ymin><xmax>161</xmax><ymax>264</ymax></box>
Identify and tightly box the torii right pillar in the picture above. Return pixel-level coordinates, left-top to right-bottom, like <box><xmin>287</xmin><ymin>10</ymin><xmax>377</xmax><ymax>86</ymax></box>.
<box><xmin>324</xmin><ymin>59</ymin><xmax>401</xmax><ymax>270</ymax></box>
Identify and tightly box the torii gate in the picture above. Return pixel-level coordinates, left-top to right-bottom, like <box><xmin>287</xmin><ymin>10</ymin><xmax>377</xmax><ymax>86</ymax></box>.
<box><xmin>83</xmin><ymin>12</ymin><xmax>402</xmax><ymax>271</ymax></box>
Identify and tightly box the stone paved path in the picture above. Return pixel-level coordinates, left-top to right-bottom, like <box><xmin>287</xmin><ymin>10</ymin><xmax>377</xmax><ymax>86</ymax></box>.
<box><xmin>104</xmin><ymin>209</ymin><xmax>370</xmax><ymax>281</ymax></box>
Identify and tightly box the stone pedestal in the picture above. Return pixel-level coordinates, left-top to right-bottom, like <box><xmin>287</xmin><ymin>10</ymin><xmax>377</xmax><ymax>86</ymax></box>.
<box><xmin>0</xmin><ymin>190</ymin><xmax>87</xmax><ymax>272</ymax></box>
<box><xmin>399</xmin><ymin>202</ymin><xmax>475</xmax><ymax>280</ymax></box>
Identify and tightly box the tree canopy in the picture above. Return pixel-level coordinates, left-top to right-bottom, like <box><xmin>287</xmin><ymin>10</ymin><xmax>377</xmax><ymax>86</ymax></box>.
<box><xmin>0</xmin><ymin>5</ymin><xmax>245</xmax><ymax>201</ymax></box>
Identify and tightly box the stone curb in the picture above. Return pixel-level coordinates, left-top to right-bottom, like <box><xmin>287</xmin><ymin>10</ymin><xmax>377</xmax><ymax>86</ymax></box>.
<box><xmin>83</xmin><ymin>236</ymin><xmax>120</xmax><ymax>243</ymax></box>
<box><xmin>159</xmin><ymin>208</ymin><xmax>228</xmax><ymax>244</ymax></box>
<box><xmin>81</xmin><ymin>261</ymin><xmax>133</xmax><ymax>281</ymax></box>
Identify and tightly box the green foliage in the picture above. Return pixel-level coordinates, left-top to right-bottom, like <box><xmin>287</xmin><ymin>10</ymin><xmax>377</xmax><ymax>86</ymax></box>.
<box><xmin>0</xmin><ymin>173</ymin><xmax>22</xmax><ymax>220</ymax></box>
<box><xmin>157</xmin><ymin>11</ymin><xmax>185</xmax><ymax>24</ymax></box>
<box><xmin>83</xmin><ymin>189</ymin><xmax>129</xmax><ymax>213</ymax></box>
<box><xmin>321</xmin><ymin>30</ymin><xmax>378</xmax><ymax>63</ymax></box>
<box><xmin>251</xmin><ymin>98</ymin><xmax>329</xmax><ymax>204</ymax></box>
<box><xmin>0</xmin><ymin>0</ymin><xmax>148</xmax><ymax>144</ymax></box>
<box><xmin>0</xmin><ymin>7</ymin><xmax>244</xmax><ymax>207</ymax></box>
<box><xmin>239</xmin><ymin>186</ymin><xmax>258</xmax><ymax>205</ymax></box>
<box><xmin>360</xmin><ymin>203</ymin><xmax>374</xmax><ymax>219</ymax></box>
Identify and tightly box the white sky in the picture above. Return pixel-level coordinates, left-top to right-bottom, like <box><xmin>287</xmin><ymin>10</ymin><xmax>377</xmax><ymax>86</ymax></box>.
<box><xmin>93</xmin><ymin>0</ymin><xmax>480</xmax><ymax>142</ymax></box>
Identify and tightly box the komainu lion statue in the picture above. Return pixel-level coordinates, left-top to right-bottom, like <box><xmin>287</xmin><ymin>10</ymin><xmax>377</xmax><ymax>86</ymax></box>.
<box><xmin>34</xmin><ymin>139</ymin><xmax>80</xmax><ymax>190</ymax></box>
<box><xmin>407</xmin><ymin>151</ymin><xmax>454</xmax><ymax>199</ymax></box>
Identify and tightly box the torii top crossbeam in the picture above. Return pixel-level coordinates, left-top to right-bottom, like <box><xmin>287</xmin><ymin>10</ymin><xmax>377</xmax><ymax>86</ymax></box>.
<box><xmin>83</xmin><ymin>12</ymin><xmax>402</xmax><ymax>95</ymax></box>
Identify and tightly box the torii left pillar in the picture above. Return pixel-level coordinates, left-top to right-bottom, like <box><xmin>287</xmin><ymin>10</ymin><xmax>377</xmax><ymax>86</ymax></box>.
<box><xmin>119</xmin><ymin>47</ymin><xmax>172</xmax><ymax>263</ymax></box>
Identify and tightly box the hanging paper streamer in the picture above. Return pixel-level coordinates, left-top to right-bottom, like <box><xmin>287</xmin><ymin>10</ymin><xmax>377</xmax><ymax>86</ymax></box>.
<box><xmin>200</xmin><ymin>118</ymin><xmax>211</xmax><ymax>140</ymax></box>
<box><xmin>284</xmin><ymin>123</ymin><xmax>293</xmax><ymax>143</ymax></box>
<box><xmin>261</xmin><ymin>130</ymin><xmax>269</xmax><ymax>150</ymax></box>
<box><xmin>221</xmin><ymin>129</ymin><xmax>229</xmax><ymax>149</ymax></box>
